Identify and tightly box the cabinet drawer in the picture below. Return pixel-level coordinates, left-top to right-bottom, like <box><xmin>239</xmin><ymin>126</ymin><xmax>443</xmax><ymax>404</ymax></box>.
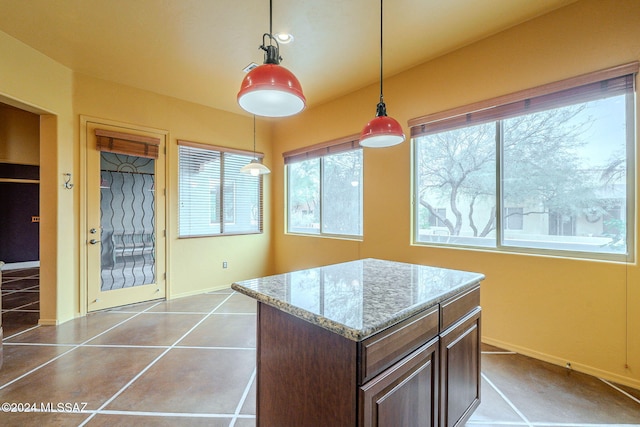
<box><xmin>360</xmin><ymin>337</ymin><xmax>439</xmax><ymax>427</ymax></box>
<box><xmin>440</xmin><ymin>285</ymin><xmax>480</xmax><ymax>332</ymax></box>
<box><xmin>359</xmin><ymin>306</ymin><xmax>439</xmax><ymax>384</ymax></box>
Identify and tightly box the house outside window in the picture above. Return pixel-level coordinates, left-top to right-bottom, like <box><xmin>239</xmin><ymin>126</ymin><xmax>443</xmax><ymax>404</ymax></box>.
<box><xmin>411</xmin><ymin>64</ymin><xmax>636</xmax><ymax>260</ymax></box>
<box><xmin>548</xmin><ymin>210</ymin><xmax>576</xmax><ymax>236</ymax></box>
<box><xmin>428</xmin><ymin>208</ymin><xmax>448</xmax><ymax>228</ymax></box>
<box><xmin>284</xmin><ymin>135</ymin><xmax>363</xmax><ymax>238</ymax></box>
<box><xmin>178</xmin><ymin>141</ymin><xmax>263</xmax><ymax>237</ymax></box>
<box><xmin>504</xmin><ymin>207</ymin><xmax>524</xmax><ymax>231</ymax></box>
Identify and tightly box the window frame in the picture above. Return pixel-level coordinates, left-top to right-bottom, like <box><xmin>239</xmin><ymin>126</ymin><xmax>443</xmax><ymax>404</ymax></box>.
<box><xmin>177</xmin><ymin>140</ymin><xmax>264</xmax><ymax>238</ymax></box>
<box><xmin>283</xmin><ymin>134</ymin><xmax>364</xmax><ymax>239</ymax></box>
<box><xmin>410</xmin><ymin>63</ymin><xmax>638</xmax><ymax>262</ymax></box>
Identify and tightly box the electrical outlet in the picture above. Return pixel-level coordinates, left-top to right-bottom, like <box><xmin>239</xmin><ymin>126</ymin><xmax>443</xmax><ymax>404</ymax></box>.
<box><xmin>223</xmin><ymin>261</ymin><xmax>228</xmax><ymax>269</ymax></box>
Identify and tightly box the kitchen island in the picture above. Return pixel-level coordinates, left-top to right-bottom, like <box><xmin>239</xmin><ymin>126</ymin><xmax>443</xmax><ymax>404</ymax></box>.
<box><xmin>232</xmin><ymin>258</ymin><xmax>484</xmax><ymax>427</ymax></box>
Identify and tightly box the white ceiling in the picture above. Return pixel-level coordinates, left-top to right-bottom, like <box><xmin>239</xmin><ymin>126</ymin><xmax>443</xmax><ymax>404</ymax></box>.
<box><xmin>0</xmin><ymin>0</ymin><xmax>577</xmax><ymax>116</ymax></box>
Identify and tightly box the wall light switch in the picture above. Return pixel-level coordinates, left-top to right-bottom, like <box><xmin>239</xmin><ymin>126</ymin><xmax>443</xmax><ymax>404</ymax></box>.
<box><xmin>223</xmin><ymin>261</ymin><xmax>228</xmax><ymax>269</ymax></box>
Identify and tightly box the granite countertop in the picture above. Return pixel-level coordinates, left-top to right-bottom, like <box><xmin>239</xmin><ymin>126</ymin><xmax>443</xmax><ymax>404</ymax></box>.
<box><xmin>231</xmin><ymin>258</ymin><xmax>484</xmax><ymax>342</ymax></box>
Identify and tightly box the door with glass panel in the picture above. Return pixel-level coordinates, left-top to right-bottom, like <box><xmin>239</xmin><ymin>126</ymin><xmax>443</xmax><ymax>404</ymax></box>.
<box><xmin>86</xmin><ymin>121</ymin><xmax>166</xmax><ymax>312</ymax></box>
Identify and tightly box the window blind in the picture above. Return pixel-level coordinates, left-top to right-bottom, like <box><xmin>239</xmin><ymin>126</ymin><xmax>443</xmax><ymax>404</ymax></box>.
<box><xmin>96</xmin><ymin>129</ymin><xmax>161</xmax><ymax>159</ymax></box>
<box><xmin>178</xmin><ymin>140</ymin><xmax>263</xmax><ymax>237</ymax></box>
<box><xmin>283</xmin><ymin>134</ymin><xmax>360</xmax><ymax>164</ymax></box>
<box><xmin>409</xmin><ymin>62</ymin><xmax>639</xmax><ymax>137</ymax></box>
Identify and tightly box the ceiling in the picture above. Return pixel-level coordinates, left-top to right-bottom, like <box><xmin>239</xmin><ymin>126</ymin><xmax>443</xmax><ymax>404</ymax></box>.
<box><xmin>0</xmin><ymin>0</ymin><xmax>576</xmax><ymax>116</ymax></box>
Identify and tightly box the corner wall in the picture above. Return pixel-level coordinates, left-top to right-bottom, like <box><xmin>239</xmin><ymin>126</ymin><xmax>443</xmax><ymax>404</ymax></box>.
<box><xmin>271</xmin><ymin>0</ymin><xmax>640</xmax><ymax>388</ymax></box>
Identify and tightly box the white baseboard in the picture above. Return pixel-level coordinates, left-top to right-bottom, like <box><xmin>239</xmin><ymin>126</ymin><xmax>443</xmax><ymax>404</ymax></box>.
<box><xmin>482</xmin><ymin>336</ymin><xmax>640</xmax><ymax>391</ymax></box>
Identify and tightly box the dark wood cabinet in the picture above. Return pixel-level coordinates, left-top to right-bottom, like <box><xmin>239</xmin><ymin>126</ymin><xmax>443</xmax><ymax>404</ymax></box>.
<box><xmin>255</xmin><ymin>298</ymin><xmax>480</xmax><ymax>427</ymax></box>
<box><xmin>257</xmin><ymin>303</ymin><xmax>357</xmax><ymax>427</ymax></box>
<box><xmin>242</xmin><ymin>265</ymin><xmax>483</xmax><ymax>427</ymax></box>
<box><xmin>360</xmin><ymin>338</ymin><xmax>439</xmax><ymax>427</ymax></box>
<box><xmin>439</xmin><ymin>308</ymin><xmax>481</xmax><ymax>427</ymax></box>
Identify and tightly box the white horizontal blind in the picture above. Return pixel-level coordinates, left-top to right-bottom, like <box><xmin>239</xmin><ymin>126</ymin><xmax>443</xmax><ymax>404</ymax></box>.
<box><xmin>223</xmin><ymin>153</ymin><xmax>262</xmax><ymax>234</ymax></box>
<box><xmin>178</xmin><ymin>143</ymin><xmax>262</xmax><ymax>237</ymax></box>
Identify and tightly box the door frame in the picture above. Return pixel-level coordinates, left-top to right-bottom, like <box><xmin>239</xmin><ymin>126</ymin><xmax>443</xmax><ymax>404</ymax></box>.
<box><xmin>79</xmin><ymin>115</ymin><xmax>169</xmax><ymax>315</ymax></box>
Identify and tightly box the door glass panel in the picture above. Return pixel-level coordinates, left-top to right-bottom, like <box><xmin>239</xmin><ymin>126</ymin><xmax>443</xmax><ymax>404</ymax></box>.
<box><xmin>100</xmin><ymin>152</ymin><xmax>156</xmax><ymax>291</ymax></box>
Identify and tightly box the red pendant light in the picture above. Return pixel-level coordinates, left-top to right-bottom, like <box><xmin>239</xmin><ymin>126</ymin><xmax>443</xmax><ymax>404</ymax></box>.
<box><xmin>237</xmin><ymin>0</ymin><xmax>305</xmax><ymax>117</ymax></box>
<box><xmin>360</xmin><ymin>0</ymin><xmax>405</xmax><ymax>148</ymax></box>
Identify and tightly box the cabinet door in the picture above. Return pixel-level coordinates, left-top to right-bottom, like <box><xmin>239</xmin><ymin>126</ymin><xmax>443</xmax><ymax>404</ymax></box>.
<box><xmin>360</xmin><ymin>338</ymin><xmax>438</xmax><ymax>427</ymax></box>
<box><xmin>439</xmin><ymin>308</ymin><xmax>481</xmax><ymax>427</ymax></box>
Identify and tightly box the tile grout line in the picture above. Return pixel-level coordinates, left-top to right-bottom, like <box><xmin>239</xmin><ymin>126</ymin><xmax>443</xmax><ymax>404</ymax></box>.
<box><xmin>599</xmin><ymin>377</ymin><xmax>640</xmax><ymax>405</ymax></box>
<box><xmin>0</xmin><ymin>275</ymin><xmax>39</xmax><ymax>284</ymax></box>
<box><xmin>4</xmin><ymin>342</ymin><xmax>78</xmax><ymax>348</ymax></box>
<box><xmin>527</xmin><ymin>424</ymin><xmax>640</xmax><ymax>427</ymax></box>
<box><xmin>3</xmin><ymin>324</ymin><xmax>41</xmax><ymax>341</ymax></box>
<box><xmin>114</xmin><ymin>311</ymin><xmax>256</xmax><ymax>316</ymax></box>
<box><xmin>465</xmin><ymin>422</ymin><xmax>528</xmax><ymax>426</ymax></box>
<box><xmin>481</xmin><ymin>372</ymin><xmax>534</xmax><ymax>427</ymax></box>
<box><xmin>1</xmin><ymin>284</ymin><xmax>40</xmax><ymax>292</ymax></box>
<box><xmin>78</xmin><ymin>292</ymin><xmax>237</xmax><ymax>426</ymax></box>
<box><xmin>173</xmin><ymin>345</ymin><xmax>255</xmax><ymax>351</ymax></box>
<box><xmin>0</xmin><ymin>301</ymin><xmax>164</xmax><ymax>390</ymax></box>
<box><xmin>95</xmin><ymin>409</ymin><xmax>239</xmax><ymax>418</ymax></box>
<box><xmin>5</xmin><ymin>342</ymin><xmax>256</xmax><ymax>351</ymax></box>
<box><xmin>50</xmin><ymin>409</ymin><xmax>241</xmax><ymax>418</ymax></box>
<box><xmin>3</xmin><ymin>301</ymin><xmax>40</xmax><ymax>313</ymax></box>
<box><xmin>230</xmin><ymin>368</ymin><xmax>257</xmax><ymax>427</ymax></box>
<box><xmin>2</xmin><ymin>309</ymin><xmax>39</xmax><ymax>313</ymax></box>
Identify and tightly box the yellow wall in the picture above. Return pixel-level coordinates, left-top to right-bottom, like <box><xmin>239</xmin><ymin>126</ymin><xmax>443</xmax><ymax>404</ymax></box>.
<box><xmin>0</xmin><ymin>0</ymin><xmax>638</xmax><ymax>391</ymax></box>
<box><xmin>0</xmin><ymin>106</ymin><xmax>40</xmax><ymax>165</ymax></box>
<box><xmin>0</xmin><ymin>30</ymin><xmax>74</xmax><ymax>325</ymax></box>
<box><xmin>73</xmin><ymin>73</ymin><xmax>274</xmax><ymax>301</ymax></box>
<box><xmin>271</xmin><ymin>0</ymin><xmax>640</xmax><ymax>388</ymax></box>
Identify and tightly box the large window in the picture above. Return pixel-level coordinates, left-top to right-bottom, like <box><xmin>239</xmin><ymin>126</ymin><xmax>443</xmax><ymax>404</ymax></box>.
<box><xmin>411</xmin><ymin>63</ymin><xmax>637</xmax><ymax>260</ymax></box>
<box><xmin>284</xmin><ymin>135</ymin><xmax>363</xmax><ymax>237</ymax></box>
<box><xmin>178</xmin><ymin>141</ymin><xmax>263</xmax><ymax>237</ymax></box>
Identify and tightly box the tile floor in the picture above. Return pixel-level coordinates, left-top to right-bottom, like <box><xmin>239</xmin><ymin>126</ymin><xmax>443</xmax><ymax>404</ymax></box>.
<box><xmin>0</xmin><ymin>267</ymin><xmax>639</xmax><ymax>426</ymax></box>
<box><xmin>1</xmin><ymin>267</ymin><xmax>40</xmax><ymax>338</ymax></box>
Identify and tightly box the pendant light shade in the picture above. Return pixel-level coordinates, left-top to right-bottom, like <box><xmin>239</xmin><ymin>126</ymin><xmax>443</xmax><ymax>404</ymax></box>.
<box><xmin>240</xmin><ymin>159</ymin><xmax>271</xmax><ymax>176</ymax></box>
<box><xmin>238</xmin><ymin>63</ymin><xmax>305</xmax><ymax>117</ymax></box>
<box><xmin>237</xmin><ymin>0</ymin><xmax>305</xmax><ymax>117</ymax></box>
<box><xmin>240</xmin><ymin>115</ymin><xmax>271</xmax><ymax>176</ymax></box>
<box><xmin>359</xmin><ymin>0</ymin><xmax>405</xmax><ymax>148</ymax></box>
<box><xmin>360</xmin><ymin>102</ymin><xmax>405</xmax><ymax>148</ymax></box>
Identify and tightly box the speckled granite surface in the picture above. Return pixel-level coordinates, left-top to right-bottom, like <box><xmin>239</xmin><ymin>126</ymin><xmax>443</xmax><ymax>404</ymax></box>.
<box><xmin>232</xmin><ymin>258</ymin><xmax>484</xmax><ymax>341</ymax></box>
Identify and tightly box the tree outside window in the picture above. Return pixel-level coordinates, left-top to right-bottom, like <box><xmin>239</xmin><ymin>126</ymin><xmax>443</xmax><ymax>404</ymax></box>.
<box><xmin>414</xmin><ymin>92</ymin><xmax>631</xmax><ymax>257</ymax></box>
<box><xmin>287</xmin><ymin>149</ymin><xmax>362</xmax><ymax>237</ymax></box>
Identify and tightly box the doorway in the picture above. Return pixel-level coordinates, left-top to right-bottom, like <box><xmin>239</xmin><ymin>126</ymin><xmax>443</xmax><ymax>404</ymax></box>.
<box><xmin>0</xmin><ymin>102</ymin><xmax>41</xmax><ymax>334</ymax></box>
<box><xmin>83</xmin><ymin>118</ymin><xmax>167</xmax><ymax>312</ymax></box>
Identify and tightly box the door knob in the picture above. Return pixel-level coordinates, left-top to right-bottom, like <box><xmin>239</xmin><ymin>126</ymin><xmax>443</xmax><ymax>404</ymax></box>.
<box><xmin>89</xmin><ymin>239</ymin><xmax>101</xmax><ymax>245</ymax></box>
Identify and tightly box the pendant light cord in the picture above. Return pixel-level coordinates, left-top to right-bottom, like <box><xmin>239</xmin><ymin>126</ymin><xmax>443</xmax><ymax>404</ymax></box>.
<box><xmin>269</xmin><ymin>0</ymin><xmax>273</xmax><ymax>41</ymax></box>
<box><xmin>379</xmin><ymin>0</ymin><xmax>384</xmax><ymax>105</ymax></box>
<box><xmin>253</xmin><ymin>115</ymin><xmax>257</xmax><ymax>159</ymax></box>
<box><xmin>262</xmin><ymin>0</ymin><xmax>281</xmax><ymax>64</ymax></box>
